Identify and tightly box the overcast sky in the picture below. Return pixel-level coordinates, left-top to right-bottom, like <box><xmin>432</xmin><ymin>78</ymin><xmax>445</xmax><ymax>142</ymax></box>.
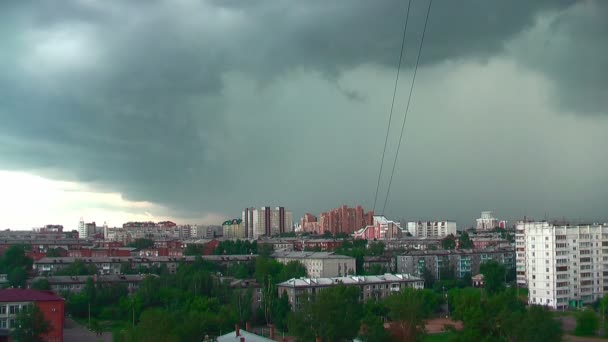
<box><xmin>1</xmin><ymin>0</ymin><xmax>607</xmax><ymax>230</ymax></box>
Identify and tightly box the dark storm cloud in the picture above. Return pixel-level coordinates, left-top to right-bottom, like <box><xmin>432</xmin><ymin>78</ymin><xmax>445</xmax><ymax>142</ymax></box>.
<box><xmin>0</xmin><ymin>0</ymin><xmax>605</xmax><ymax>224</ymax></box>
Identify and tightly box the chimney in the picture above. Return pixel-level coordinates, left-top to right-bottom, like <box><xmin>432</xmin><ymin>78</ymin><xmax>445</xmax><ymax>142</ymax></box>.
<box><xmin>246</xmin><ymin>322</ymin><xmax>251</xmax><ymax>331</ymax></box>
<box><xmin>269</xmin><ymin>324</ymin><xmax>275</xmax><ymax>340</ymax></box>
<box><xmin>235</xmin><ymin>324</ymin><xmax>240</xmax><ymax>336</ymax></box>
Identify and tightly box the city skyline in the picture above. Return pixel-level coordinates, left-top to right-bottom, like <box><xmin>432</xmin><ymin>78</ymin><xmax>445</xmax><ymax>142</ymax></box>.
<box><xmin>1</xmin><ymin>1</ymin><xmax>607</xmax><ymax>230</ymax></box>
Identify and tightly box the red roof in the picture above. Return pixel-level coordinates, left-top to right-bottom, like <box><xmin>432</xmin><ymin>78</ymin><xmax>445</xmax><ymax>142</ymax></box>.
<box><xmin>0</xmin><ymin>289</ymin><xmax>64</xmax><ymax>302</ymax></box>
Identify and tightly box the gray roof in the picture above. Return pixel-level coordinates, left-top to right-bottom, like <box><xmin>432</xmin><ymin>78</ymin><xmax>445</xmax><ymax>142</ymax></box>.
<box><xmin>272</xmin><ymin>251</ymin><xmax>353</xmax><ymax>260</ymax></box>
<box><xmin>216</xmin><ymin>330</ymin><xmax>274</xmax><ymax>342</ymax></box>
<box><xmin>29</xmin><ymin>274</ymin><xmax>151</xmax><ymax>284</ymax></box>
<box><xmin>34</xmin><ymin>255</ymin><xmax>256</xmax><ymax>264</ymax></box>
<box><xmin>277</xmin><ymin>273</ymin><xmax>422</xmax><ymax>288</ymax></box>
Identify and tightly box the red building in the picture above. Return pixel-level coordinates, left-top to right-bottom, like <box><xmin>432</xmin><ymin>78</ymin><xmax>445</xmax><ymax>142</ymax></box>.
<box><xmin>319</xmin><ymin>205</ymin><xmax>374</xmax><ymax>235</ymax></box>
<box><xmin>0</xmin><ymin>289</ymin><xmax>65</xmax><ymax>342</ymax></box>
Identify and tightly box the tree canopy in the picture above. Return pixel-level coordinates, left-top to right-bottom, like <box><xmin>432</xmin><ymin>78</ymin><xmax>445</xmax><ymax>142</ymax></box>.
<box><xmin>11</xmin><ymin>304</ymin><xmax>51</xmax><ymax>342</ymax></box>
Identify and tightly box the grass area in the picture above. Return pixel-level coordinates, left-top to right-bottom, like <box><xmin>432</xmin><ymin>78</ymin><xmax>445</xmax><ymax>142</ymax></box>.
<box><xmin>70</xmin><ymin>315</ymin><xmax>130</xmax><ymax>332</ymax></box>
<box><xmin>424</xmin><ymin>332</ymin><xmax>456</xmax><ymax>342</ymax></box>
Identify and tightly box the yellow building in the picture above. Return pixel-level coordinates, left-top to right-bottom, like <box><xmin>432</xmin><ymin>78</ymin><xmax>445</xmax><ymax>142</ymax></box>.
<box><xmin>222</xmin><ymin>219</ymin><xmax>246</xmax><ymax>239</ymax></box>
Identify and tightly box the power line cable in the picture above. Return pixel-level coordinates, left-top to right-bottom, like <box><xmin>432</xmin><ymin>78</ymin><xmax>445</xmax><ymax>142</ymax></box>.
<box><xmin>381</xmin><ymin>0</ymin><xmax>433</xmax><ymax>216</ymax></box>
<box><xmin>372</xmin><ymin>0</ymin><xmax>413</xmax><ymax>214</ymax></box>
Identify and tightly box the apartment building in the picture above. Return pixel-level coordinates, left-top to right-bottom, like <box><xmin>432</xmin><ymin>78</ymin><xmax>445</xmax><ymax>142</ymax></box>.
<box><xmin>34</xmin><ymin>255</ymin><xmax>255</xmax><ymax>276</ymax></box>
<box><xmin>242</xmin><ymin>207</ymin><xmax>294</xmax><ymax>239</ymax></box>
<box><xmin>222</xmin><ymin>219</ymin><xmax>246</xmax><ymax>239</ymax></box>
<box><xmin>318</xmin><ymin>205</ymin><xmax>374</xmax><ymax>235</ymax></box>
<box><xmin>28</xmin><ymin>275</ymin><xmax>150</xmax><ymax>294</ymax></box>
<box><xmin>396</xmin><ymin>247</ymin><xmax>515</xmax><ymax>280</ymax></box>
<box><xmin>406</xmin><ymin>221</ymin><xmax>457</xmax><ymax>238</ymax></box>
<box><xmin>0</xmin><ymin>289</ymin><xmax>65</xmax><ymax>342</ymax></box>
<box><xmin>517</xmin><ymin>222</ymin><xmax>608</xmax><ymax>310</ymax></box>
<box><xmin>353</xmin><ymin>216</ymin><xmax>405</xmax><ymax>240</ymax></box>
<box><xmin>476</xmin><ymin>211</ymin><xmax>507</xmax><ymax>231</ymax></box>
<box><xmin>277</xmin><ymin>274</ymin><xmax>423</xmax><ymax>310</ymax></box>
<box><xmin>272</xmin><ymin>251</ymin><xmax>356</xmax><ymax>278</ymax></box>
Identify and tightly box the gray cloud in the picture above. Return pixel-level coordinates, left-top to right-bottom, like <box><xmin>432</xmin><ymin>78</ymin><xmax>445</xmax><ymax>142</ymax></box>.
<box><xmin>0</xmin><ymin>0</ymin><xmax>606</xmax><ymax>226</ymax></box>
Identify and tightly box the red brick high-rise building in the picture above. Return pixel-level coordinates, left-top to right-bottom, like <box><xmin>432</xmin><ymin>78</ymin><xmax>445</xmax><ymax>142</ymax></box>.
<box><xmin>317</xmin><ymin>205</ymin><xmax>374</xmax><ymax>235</ymax></box>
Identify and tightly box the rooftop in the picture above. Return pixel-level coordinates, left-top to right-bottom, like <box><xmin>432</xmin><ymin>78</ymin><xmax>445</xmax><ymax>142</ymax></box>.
<box><xmin>277</xmin><ymin>273</ymin><xmax>422</xmax><ymax>287</ymax></box>
<box><xmin>216</xmin><ymin>330</ymin><xmax>274</xmax><ymax>342</ymax></box>
<box><xmin>0</xmin><ymin>289</ymin><xmax>64</xmax><ymax>302</ymax></box>
<box><xmin>272</xmin><ymin>251</ymin><xmax>353</xmax><ymax>260</ymax></box>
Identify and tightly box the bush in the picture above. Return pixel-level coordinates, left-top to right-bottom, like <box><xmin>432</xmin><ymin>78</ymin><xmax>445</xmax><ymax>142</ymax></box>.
<box><xmin>575</xmin><ymin>308</ymin><xmax>599</xmax><ymax>337</ymax></box>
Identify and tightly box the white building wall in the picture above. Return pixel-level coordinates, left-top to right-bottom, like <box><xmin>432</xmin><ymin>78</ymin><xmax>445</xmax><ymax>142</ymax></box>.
<box><xmin>407</xmin><ymin>221</ymin><xmax>457</xmax><ymax>238</ymax></box>
<box><xmin>520</xmin><ymin>222</ymin><xmax>607</xmax><ymax>310</ymax></box>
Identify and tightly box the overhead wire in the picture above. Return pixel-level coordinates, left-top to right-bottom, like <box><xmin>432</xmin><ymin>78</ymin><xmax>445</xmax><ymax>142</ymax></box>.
<box><xmin>381</xmin><ymin>0</ymin><xmax>433</xmax><ymax>216</ymax></box>
<box><xmin>372</xmin><ymin>0</ymin><xmax>413</xmax><ymax>214</ymax></box>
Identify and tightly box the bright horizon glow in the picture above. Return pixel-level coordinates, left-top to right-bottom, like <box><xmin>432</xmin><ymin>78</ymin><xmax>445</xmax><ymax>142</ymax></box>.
<box><xmin>0</xmin><ymin>170</ymin><xmax>224</xmax><ymax>230</ymax></box>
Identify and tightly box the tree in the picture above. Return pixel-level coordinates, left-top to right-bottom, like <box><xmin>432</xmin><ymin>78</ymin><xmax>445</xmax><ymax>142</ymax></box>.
<box><xmin>511</xmin><ymin>305</ymin><xmax>562</xmax><ymax>342</ymax></box>
<box><xmin>8</xmin><ymin>267</ymin><xmax>28</xmax><ymax>288</ymax></box>
<box><xmin>289</xmin><ymin>285</ymin><xmax>363</xmax><ymax>342</ymax></box>
<box><xmin>368</xmin><ymin>242</ymin><xmax>385</xmax><ymax>256</ymax></box>
<box><xmin>11</xmin><ymin>304</ymin><xmax>51</xmax><ymax>342</ymax></box>
<box><xmin>458</xmin><ymin>232</ymin><xmax>474</xmax><ymax>249</ymax></box>
<box><xmin>127</xmin><ymin>238</ymin><xmax>154</xmax><ymax>250</ymax></box>
<box><xmin>277</xmin><ymin>261</ymin><xmax>307</xmax><ymax>282</ymax></box>
<box><xmin>273</xmin><ymin>291</ymin><xmax>291</xmax><ymax>331</ymax></box>
<box><xmin>184</xmin><ymin>244</ymin><xmax>204</xmax><ymax>256</ymax></box>
<box><xmin>360</xmin><ymin>313</ymin><xmax>391</xmax><ymax>342</ymax></box>
<box><xmin>441</xmin><ymin>235</ymin><xmax>456</xmax><ymax>250</ymax></box>
<box><xmin>45</xmin><ymin>248</ymin><xmax>64</xmax><ymax>257</ymax></box>
<box><xmin>384</xmin><ymin>288</ymin><xmax>432</xmax><ymax>342</ymax></box>
<box><xmin>575</xmin><ymin>308</ymin><xmax>599</xmax><ymax>337</ymax></box>
<box><xmin>421</xmin><ymin>267</ymin><xmax>435</xmax><ymax>289</ymax></box>
<box><xmin>480</xmin><ymin>261</ymin><xmax>506</xmax><ymax>295</ymax></box>
<box><xmin>257</xmin><ymin>243</ymin><xmax>274</xmax><ymax>258</ymax></box>
<box><xmin>31</xmin><ymin>278</ymin><xmax>51</xmax><ymax>291</ymax></box>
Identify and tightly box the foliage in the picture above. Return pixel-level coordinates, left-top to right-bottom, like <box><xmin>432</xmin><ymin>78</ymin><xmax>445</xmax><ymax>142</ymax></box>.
<box><xmin>257</xmin><ymin>243</ymin><xmax>274</xmax><ymax>258</ymax></box>
<box><xmin>360</xmin><ymin>313</ymin><xmax>391</xmax><ymax>342</ymax></box>
<box><xmin>11</xmin><ymin>304</ymin><xmax>51</xmax><ymax>342</ymax></box>
<box><xmin>384</xmin><ymin>288</ymin><xmax>438</xmax><ymax>342</ymax></box>
<box><xmin>368</xmin><ymin>242</ymin><xmax>385</xmax><ymax>256</ymax></box>
<box><xmin>127</xmin><ymin>238</ymin><xmax>155</xmax><ymax>250</ymax></box>
<box><xmin>479</xmin><ymin>260</ymin><xmax>506</xmax><ymax>295</ymax></box>
<box><xmin>421</xmin><ymin>267</ymin><xmax>435</xmax><ymax>289</ymax></box>
<box><xmin>184</xmin><ymin>244</ymin><xmax>205</xmax><ymax>256</ymax></box>
<box><xmin>31</xmin><ymin>278</ymin><xmax>51</xmax><ymax>291</ymax></box>
<box><xmin>54</xmin><ymin>259</ymin><xmax>98</xmax><ymax>276</ymax></box>
<box><xmin>45</xmin><ymin>248</ymin><xmax>64</xmax><ymax>257</ymax></box>
<box><xmin>441</xmin><ymin>235</ymin><xmax>456</xmax><ymax>250</ymax></box>
<box><xmin>458</xmin><ymin>232</ymin><xmax>474</xmax><ymax>249</ymax></box>
<box><xmin>449</xmin><ymin>288</ymin><xmax>561</xmax><ymax>342</ymax></box>
<box><xmin>289</xmin><ymin>285</ymin><xmax>363</xmax><ymax>342</ymax></box>
<box><xmin>0</xmin><ymin>245</ymin><xmax>33</xmax><ymax>288</ymax></box>
<box><xmin>575</xmin><ymin>308</ymin><xmax>599</xmax><ymax>337</ymax></box>
<box><xmin>214</xmin><ymin>240</ymin><xmax>257</xmax><ymax>255</ymax></box>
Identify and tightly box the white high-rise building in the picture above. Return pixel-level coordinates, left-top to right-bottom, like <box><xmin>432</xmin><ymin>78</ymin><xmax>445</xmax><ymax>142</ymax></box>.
<box><xmin>242</xmin><ymin>207</ymin><xmax>293</xmax><ymax>239</ymax></box>
<box><xmin>77</xmin><ymin>218</ymin><xmax>89</xmax><ymax>239</ymax></box>
<box><xmin>476</xmin><ymin>211</ymin><xmax>507</xmax><ymax>231</ymax></box>
<box><xmin>406</xmin><ymin>221</ymin><xmax>457</xmax><ymax>238</ymax></box>
<box><xmin>517</xmin><ymin>221</ymin><xmax>608</xmax><ymax>310</ymax></box>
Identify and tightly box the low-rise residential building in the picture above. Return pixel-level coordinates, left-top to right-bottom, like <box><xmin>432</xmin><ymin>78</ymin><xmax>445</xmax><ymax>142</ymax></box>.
<box><xmin>34</xmin><ymin>255</ymin><xmax>256</xmax><ymax>276</ymax></box>
<box><xmin>0</xmin><ymin>289</ymin><xmax>65</xmax><ymax>342</ymax></box>
<box><xmin>273</xmin><ymin>251</ymin><xmax>356</xmax><ymax>277</ymax></box>
<box><xmin>28</xmin><ymin>275</ymin><xmax>151</xmax><ymax>294</ymax></box>
<box><xmin>383</xmin><ymin>237</ymin><xmax>442</xmax><ymax>251</ymax></box>
<box><xmin>363</xmin><ymin>256</ymin><xmax>394</xmax><ymax>273</ymax></box>
<box><xmin>396</xmin><ymin>247</ymin><xmax>515</xmax><ymax>281</ymax></box>
<box><xmin>406</xmin><ymin>221</ymin><xmax>457</xmax><ymax>238</ymax></box>
<box><xmin>476</xmin><ymin>211</ymin><xmax>507</xmax><ymax>231</ymax></box>
<box><xmin>277</xmin><ymin>274</ymin><xmax>423</xmax><ymax>310</ymax></box>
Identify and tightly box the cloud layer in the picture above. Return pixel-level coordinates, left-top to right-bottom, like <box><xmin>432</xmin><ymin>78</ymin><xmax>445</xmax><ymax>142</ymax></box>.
<box><xmin>0</xmin><ymin>0</ymin><xmax>606</xmax><ymax>227</ymax></box>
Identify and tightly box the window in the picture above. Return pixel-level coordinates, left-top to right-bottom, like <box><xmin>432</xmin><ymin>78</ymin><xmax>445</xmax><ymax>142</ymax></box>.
<box><xmin>0</xmin><ymin>318</ymin><xmax>6</xmax><ymax>328</ymax></box>
<box><xmin>0</xmin><ymin>305</ymin><xmax>5</xmax><ymax>315</ymax></box>
<box><xmin>9</xmin><ymin>305</ymin><xmax>19</xmax><ymax>315</ymax></box>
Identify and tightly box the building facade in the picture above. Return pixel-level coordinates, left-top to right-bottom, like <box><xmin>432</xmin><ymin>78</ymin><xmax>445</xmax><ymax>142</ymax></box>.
<box><xmin>396</xmin><ymin>247</ymin><xmax>515</xmax><ymax>281</ymax></box>
<box><xmin>277</xmin><ymin>274</ymin><xmax>423</xmax><ymax>310</ymax></box>
<box><xmin>353</xmin><ymin>216</ymin><xmax>406</xmax><ymax>240</ymax></box>
<box><xmin>222</xmin><ymin>219</ymin><xmax>246</xmax><ymax>239</ymax></box>
<box><xmin>0</xmin><ymin>289</ymin><xmax>65</xmax><ymax>342</ymax></box>
<box><xmin>272</xmin><ymin>251</ymin><xmax>356</xmax><ymax>278</ymax></box>
<box><xmin>318</xmin><ymin>205</ymin><xmax>374</xmax><ymax>236</ymax></box>
<box><xmin>406</xmin><ymin>221</ymin><xmax>457</xmax><ymax>238</ymax></box>
<box><xmin>242</xmin><ymin>207</ymin><xmax>293</xmax><ymax>239</ymax></box>
<box><xmin>517</xmin><ymin>222</ymin><xmax>608</xmax><ymax>310</ymax></box>
<box><xmin>476</xmin><ymin>211</ymin><xmax>507</xmax><ymax>231</ymax></box>
<box><xmin>28</xmin><ymin>275</ymin><xmax>150</xmax><ymax>294</ymax></box>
